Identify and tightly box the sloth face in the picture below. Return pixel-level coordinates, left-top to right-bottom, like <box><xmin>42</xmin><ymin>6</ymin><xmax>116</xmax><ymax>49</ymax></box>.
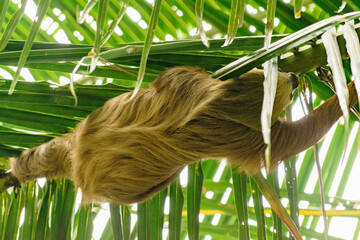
<box><xmin>277</xmin><ymin>70</ymin><xmax>299</xmax><ymax>105</ymax></box>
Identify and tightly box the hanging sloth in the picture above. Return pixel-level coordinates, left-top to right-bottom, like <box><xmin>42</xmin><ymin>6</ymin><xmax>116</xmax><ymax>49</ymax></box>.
<box><xmin>10</xmin><ymin>66</ymin><xmax>358</xmax><ymax>205</ymax></box>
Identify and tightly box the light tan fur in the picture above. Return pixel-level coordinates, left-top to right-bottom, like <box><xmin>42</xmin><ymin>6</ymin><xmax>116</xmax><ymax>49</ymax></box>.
<box><xmin>10</xmin><ymin>67</ymin><xmax>358</xmax><ymax>205</ymax></box>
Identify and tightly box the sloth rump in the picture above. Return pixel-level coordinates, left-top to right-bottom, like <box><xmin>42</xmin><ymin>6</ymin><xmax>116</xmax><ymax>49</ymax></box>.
<box><xmin>10</xmin><ymin>67</ymin><xmax>358</xmax><ymax>205</ymax></box>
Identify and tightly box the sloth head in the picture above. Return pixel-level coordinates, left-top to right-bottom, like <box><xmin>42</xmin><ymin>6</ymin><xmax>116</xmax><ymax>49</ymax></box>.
<box><xmin>226</xmin><ymin>69</ymin><xmax>299</xmax><ymax>130</ymax></box>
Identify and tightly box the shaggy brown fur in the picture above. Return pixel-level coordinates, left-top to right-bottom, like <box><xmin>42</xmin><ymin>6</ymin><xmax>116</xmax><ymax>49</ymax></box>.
<box><xmin>10</xmin><ymin>67</ymin><xmax>358</xmax><ymax>205</ymax></box>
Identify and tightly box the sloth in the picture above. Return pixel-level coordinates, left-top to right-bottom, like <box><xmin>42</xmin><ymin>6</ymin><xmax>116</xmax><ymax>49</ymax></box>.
<box><xmin>10</xmin><ymin>66</ymin><xmax>358</xmax><ymax>205</ymax></box>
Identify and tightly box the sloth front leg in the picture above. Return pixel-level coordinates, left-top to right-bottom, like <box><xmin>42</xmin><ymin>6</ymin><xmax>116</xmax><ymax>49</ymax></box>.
<box><xmin>270</xmin><ymin>81</ymin><xmax>358</xmax><ymax>164</ymax></box>
<box><xmin>10</xmin><ymin>136</ymin><xmax>73</xmax><ymax>183</ymax></box>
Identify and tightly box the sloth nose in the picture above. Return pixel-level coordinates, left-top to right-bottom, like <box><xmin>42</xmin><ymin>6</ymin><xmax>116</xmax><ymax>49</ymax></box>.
<box><xmin>288</xmin><ymin>72</ymin><xmax>299</xmax><ymax>90</ymax></box>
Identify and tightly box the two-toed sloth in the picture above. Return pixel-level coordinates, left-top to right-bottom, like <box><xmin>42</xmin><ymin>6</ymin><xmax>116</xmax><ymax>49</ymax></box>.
<box><xmin>10</xmin><ymin>67</ymin><xmax>358</xmax><ymax>205</ymax></box>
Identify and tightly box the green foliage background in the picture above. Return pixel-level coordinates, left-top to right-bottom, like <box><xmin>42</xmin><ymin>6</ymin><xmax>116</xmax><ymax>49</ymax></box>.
<box><xmin>1</xmin><ymin>0</ymin><xmax>360</xmax><ymax>239</ymax></box>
